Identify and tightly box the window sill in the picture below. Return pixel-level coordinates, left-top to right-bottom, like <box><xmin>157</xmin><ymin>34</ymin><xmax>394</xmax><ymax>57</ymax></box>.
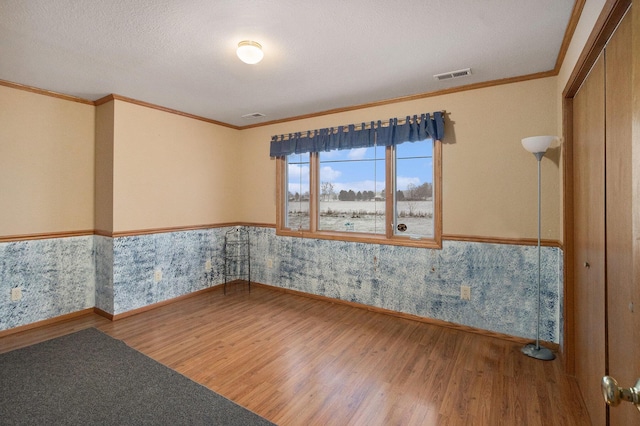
<box><xmin>275</xmin><ymin>228</ymin><xmax>442</xmax><ymax>249</ymax></box>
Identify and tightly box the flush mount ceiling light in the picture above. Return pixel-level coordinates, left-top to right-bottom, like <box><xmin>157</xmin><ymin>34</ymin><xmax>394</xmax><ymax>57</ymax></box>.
<box><xmin>236</xmin><ymin>40</ymin><xmax>263</xmax><ymax>64</ymax></box>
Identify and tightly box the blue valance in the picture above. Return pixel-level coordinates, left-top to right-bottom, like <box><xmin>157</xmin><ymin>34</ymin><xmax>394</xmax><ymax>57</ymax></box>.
<box><xmin>269</xmin><ymin>111</ymin><xmax>444</xmax><ymax>157</ymax></box>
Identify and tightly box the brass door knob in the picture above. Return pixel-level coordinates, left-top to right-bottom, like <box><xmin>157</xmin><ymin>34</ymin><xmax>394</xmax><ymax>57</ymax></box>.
<box><xmin>601</xmin><ymin>376</ymin><xmax>640</xmax><ymax>412</ymax></box>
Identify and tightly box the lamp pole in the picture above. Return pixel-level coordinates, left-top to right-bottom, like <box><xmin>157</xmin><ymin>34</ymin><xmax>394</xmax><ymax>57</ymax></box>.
<box><xmin>521</xmin><ymin>149</ymin><xmax>555</xmax><ymax>361</ymax></box>
<box><xmin>535</xmin><ymin>152</ymin><xmax>543</xmax><ymax>351</ymax></box>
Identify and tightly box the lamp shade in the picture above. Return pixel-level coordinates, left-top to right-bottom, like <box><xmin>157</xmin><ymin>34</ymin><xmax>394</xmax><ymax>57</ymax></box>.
<box><xmin>521</xmin><ymin>136</ymin><xmax>556</xmax><ymax>154</ymax></box>
<box><xmin>236</xmin><ymin>40</ymin><xmax>263</xmax><ymax>64</ymax></box>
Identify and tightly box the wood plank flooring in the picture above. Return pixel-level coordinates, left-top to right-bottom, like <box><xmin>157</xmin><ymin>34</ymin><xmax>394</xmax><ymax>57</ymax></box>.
<box><xmin>0</xmin><ymin>285</ymin><xmax>591</xmax><ymax>425</ymax></box>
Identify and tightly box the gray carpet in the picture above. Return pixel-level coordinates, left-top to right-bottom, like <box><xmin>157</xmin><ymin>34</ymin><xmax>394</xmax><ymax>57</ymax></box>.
<box><xmin>0</xmin><ymin>328</ymin><xmax>275</xmax><ymax>426</ymax></box>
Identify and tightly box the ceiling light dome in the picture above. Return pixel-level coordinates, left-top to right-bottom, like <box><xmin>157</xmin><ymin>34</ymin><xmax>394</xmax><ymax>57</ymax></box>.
<box><xmin>236</xmin><ymin>40</ymin><xmax>263</xmax><ymax>64</ymax></box>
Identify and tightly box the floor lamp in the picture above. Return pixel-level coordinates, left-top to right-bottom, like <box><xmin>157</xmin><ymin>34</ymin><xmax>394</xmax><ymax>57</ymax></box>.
<box><xmin>521</xmin><ymin>135</ymin><xmax>556</xmax><ymax>361</ymax></box>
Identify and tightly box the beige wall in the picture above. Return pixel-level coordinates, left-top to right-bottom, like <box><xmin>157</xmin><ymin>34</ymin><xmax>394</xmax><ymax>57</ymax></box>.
<box><xmin>0</xmin><ymin>85</ymin><xmax>95</xmax><ymax>236</ymax></box>
<box><xmin>239</xmin><ymin>77</ymin><xmax>561</xmax><ymax>241</ymax></box>
<box><xmin>95</xmin><ymin>101</ymin><xmax>115</xmax><ymax>234</ymax></box>
<box><xmin>111</xmin><ymin>101</ymin><xmax>241</xmax><ymax>232</ymax></box>
<box><xmin>0</xmin><ymin>76</ymin><xmax>561</xmax><ymax>240</ymax></box>
<box><xmin>6</xmin><ymin>37</ymin><xmax>598</xmax><ymax>241</ymax></box>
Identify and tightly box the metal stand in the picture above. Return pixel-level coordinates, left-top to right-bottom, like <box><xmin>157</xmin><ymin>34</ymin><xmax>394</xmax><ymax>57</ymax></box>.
<box><xmin>223</xmin><ymin>227</ymin><xmax>250</xmax><ymax>294</ymax></box>
<box><xmin>522</xmin><ymin>152</ymin><xmax>555</xmax><ymax>361</ymax></box>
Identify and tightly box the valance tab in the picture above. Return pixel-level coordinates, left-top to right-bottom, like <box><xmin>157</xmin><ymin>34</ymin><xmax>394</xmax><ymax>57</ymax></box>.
<box><xmin>269</xmin><ymin>111</ymin><xmax>444</xmax><ymax>157</ymax></box>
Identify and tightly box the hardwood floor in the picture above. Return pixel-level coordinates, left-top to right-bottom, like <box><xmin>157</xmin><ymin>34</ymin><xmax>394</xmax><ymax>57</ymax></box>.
<box><xmin>0</xmin><ymin>285</ymin><xmax>591</xmax><ymax>425</ymax></box>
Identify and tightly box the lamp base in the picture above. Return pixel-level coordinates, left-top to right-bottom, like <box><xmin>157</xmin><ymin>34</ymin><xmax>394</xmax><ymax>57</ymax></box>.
<box><xmin>521</xmin><ymin>343</ymin><xmax>555</xmax><ymax>361</ymax></box>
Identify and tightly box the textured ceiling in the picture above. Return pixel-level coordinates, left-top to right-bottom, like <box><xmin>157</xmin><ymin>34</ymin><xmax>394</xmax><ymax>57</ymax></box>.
<box><xmin>0</xmin><ymin>0</ymin><xmax>576</xmax><ymax>127</ymax></box>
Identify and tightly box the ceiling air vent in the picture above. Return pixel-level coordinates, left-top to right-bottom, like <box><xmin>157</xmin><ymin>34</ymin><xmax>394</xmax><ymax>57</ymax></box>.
<box><xmin>433</xmin><ymin>68</ymin><xmax>472</xmax><ymax>81</ymax></box>
<box><xmin>241</xmin><ymin>112</ymin><xmax>266</xmax><ymax>119</ymax></box>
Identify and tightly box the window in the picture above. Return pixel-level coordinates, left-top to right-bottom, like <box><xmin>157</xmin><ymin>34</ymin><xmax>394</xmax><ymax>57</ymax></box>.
<box><xmin>277</xmin><ymin>138</ymin><xmax>441</xmax><ymax>248</ymax></box>
<box><xmin>319</xmin><ymin>145</ymin><xmax>386</xmax><ymax>234</ymax></box>
<box><xmin>394</xmin><ymin>139</ymin><xmax>435</xmax><ymax>239</ymax></box>
<box><xmin>285</xmin><ymin>152</ymin><xmax>310</xmax><ymax>231</ymax></box>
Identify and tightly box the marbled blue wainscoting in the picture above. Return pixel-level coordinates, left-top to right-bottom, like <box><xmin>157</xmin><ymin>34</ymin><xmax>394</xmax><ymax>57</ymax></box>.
<box><xmin>248</xmin><ymin>227</ymin><xmax>562</xmax><ymax>343</ymax></box>
<box><xmin>100</xmin><ymin>228</ymin><xmax>228</xmax><ymax>315</ymax></box>
<box><xmin>0</xmin><ymin>236</ymin><xmax>95</xmax><ymax>331</ymax></box>
<box><xmin>94</xmin><ymin>236</ymin><xmax>114</xmax><ymax>314</ymax></box>
<box><xmin>1</xmin><ymin>226</ymin><xmax>562</xmax><ymax>343</ymax></box>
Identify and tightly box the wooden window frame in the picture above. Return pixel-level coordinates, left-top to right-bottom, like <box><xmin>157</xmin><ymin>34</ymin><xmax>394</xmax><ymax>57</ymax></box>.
<box><xmin>276</xmin><ymin>140</ymin><xmax>442</xmax><ymax>249</ymax></box>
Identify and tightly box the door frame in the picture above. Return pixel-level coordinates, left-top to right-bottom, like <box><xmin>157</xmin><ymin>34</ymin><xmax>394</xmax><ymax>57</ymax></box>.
<box><xmin>562</xmin><ymin>0</ymin><xmax>631</xmax><ymax>375</ymax></box>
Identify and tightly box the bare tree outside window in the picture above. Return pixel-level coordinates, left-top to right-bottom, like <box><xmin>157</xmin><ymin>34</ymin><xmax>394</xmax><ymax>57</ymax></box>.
<box><xmin>320</xmin><ymin>181</ymin><xmax>335</xmax><ymax>201</ymax></box>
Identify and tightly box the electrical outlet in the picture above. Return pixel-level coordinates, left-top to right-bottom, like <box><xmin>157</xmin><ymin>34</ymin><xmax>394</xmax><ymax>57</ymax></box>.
<box><xmin>205</xmin><ymin>260</ymin><xmax>212</xmax><ymax>271</ymax></box>
<box><xmin>267</xmin><ymin>258</ymin><xmax>273</xmax><ymax>269</ymax></box>
<box><xmin>460</xmin><ymin>285</ymin><xmax>471</xmax><ymax>301</ymax></box>
<box><xmin>154</xmin><ymin>269</ymin><xmax>162</xmax><ymax>282</ymax></box>
<box><xmin>11</xmin><ymin>287</ymin><xmax>22</xmax><ymax>301</ymax></box>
